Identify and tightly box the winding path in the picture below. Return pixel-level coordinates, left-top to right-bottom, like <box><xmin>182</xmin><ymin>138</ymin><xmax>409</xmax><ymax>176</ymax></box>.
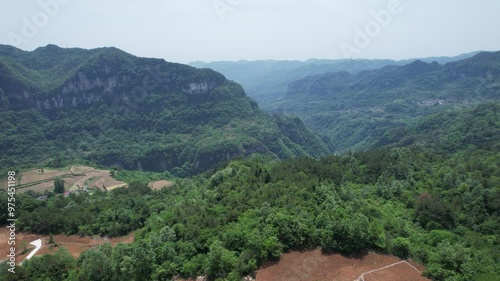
<box><xmin>355</xmin><ymin>260</ymin><xmax>422</xmax><ymax>281</ymax></box>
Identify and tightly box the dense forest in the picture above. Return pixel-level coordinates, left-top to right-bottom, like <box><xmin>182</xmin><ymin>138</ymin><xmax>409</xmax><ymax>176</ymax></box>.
<box><xmin>279</xmin><ymin>51</ymin><xmax>500</xmax><ymax>153</ymax></box>
<box><xmin>0</xmin><ymin>45</ymin><xmax>498</xmax><ymax>281</ymax></box>
<box><xmin>1</xmin><ymin>100</ymin><xmax>499</xmax><ymax>280</ymax></box>
<box><xmin>1</xmin><ymin>145</ymin><xmax>498</xmax><ymax>280</ymax></box>
<box><xmin>189</xmin><ymin>52</ymin><xmax>479</xmax><ymax>111</ymax></box>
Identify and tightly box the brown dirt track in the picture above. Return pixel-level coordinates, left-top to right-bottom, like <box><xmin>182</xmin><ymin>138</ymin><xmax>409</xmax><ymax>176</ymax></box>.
<box><xmin>0</xmin><ymin>228</ymin><xmax>134</xmax><ymax>264</ymax></box>
<box><xmin>255</xmin><ymin>248</ymin><xmax>429</xmax><ymax>281</ymax></box>
<box><xmin>363</xmin><ymin>261</ymin><xmax>428</xmax><ymax>281</ymax></box>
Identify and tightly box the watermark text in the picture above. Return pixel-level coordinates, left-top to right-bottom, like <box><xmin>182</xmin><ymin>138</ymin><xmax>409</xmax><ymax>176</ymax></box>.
<box><xmin>339</xmin><ymin>0</ymin><xmax>411</xmax><ymax>58</ymax></box>
<box><xmin>6</xmin><ymin>171</ymin><xmax>17</xmax><ymax>273</ymax></box>
<box><xmin>8</xmin><ymin>0</ymin><xmax>72</xmax><ymax>47</ymax></box>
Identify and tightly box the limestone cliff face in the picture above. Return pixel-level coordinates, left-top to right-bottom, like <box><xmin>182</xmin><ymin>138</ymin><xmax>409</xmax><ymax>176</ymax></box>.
<box><xmin>4</xmin><ymin>64</ymin><xmax>225</xmax><ymax>111</ymax></box>
<box><xmin>0</xmin><ymin>43</ymin><xmax>227</xmax><ymax>111</ymax></box>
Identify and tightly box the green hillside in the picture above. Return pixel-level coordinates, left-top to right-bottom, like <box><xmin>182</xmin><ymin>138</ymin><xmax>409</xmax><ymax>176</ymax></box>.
<box><xmin>0</xmin><ymin>45</ymin><xmax>498</xmax><ymax>281</ymax></box>
<box><xmin>2</xmin><ymin>143</ymin><xmax>498</xmax><ymax>280</ymax></box>
<box><xmin>280</xmin><ymin>52</ymin><xmax>500</xmax><ymax>152</ymax></box>
<box><xmin>377</xmin><ymin>102</ymin><xmax>500</xmax><ymax>152</ymax></box>
<box><xmin>2</xmin><ymin>93</ymin><xmax>498</xmax><ymax>281</ymax></box>
<box><xmin>189</xmin><ymin>52</ymin><xmax>479</xmax><ymax>111</ymax></box>
<box><xmin>0</xmin><ymin>45</ymin><xmax>330</xmax><ymax>176</ymax></box>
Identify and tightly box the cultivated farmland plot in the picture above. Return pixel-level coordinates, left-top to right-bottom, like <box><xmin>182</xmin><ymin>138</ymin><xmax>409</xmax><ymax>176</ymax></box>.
<box><xmin>0</xmin><ymin>165</ymin><xmax>127</xmax><ymax>194</ymax></box>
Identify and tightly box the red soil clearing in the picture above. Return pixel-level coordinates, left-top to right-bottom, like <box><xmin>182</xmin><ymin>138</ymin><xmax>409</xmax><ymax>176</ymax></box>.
<box><xmin>0</xmin><ymin>228</ymin><xmax>134</xmax><ymax>264</ymax></box>
<box><xmin>255</xmin><ymin>248</ymin><xmax>430</xmax><ymax>281</ymax></box>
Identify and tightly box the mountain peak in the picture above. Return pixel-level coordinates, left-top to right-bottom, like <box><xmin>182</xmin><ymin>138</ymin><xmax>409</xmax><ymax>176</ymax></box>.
<box><xmin>402</xmin><ymin>59</ymin><xmax>441</xmax><ymax>74</ymax></box>
<box><xmin>33</xmin><ymin>44</ymin><xmax>64</xmax><ymax>53</ymax></box>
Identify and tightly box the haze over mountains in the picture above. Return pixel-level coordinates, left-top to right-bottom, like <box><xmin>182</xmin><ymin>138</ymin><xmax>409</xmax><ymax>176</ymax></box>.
<box><xmin>0</xmin><ymin>43</ymin><xmax>499</xmax><ymax>281</ymax></box>
<box><xmin>189</xmin><ymin>51</ymin><xmax>481</xmax><ymax>111</ymax></box>
<box><xmin>1</xmin><ymin>0</ymin><xmax>499</xmax><ymax>279</ymax></box>
<box><xmin>192</xmin><ymin>51</ymin><xmax>499</xmax><ymax>153</ymax></box>
<box><xmin>282</xmin><ymin>51</ymin><xmax>500</xmax><ymax>152</ymax></box>
<box><xmin>1</xmin><ymin>45</ymin><xmax>498</xmax><ymax>174</ymax></box>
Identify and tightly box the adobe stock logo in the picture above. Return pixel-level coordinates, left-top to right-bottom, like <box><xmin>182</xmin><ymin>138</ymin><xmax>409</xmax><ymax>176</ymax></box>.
<box><xmin>213</xmin><ymin>0</ymin><xmax>244</xmax><ymax>21</ymax></box>
<box><xmin>339</xmin><ymin>0</ymin><xmax>411</xmax><ymax>58</ymax></box>
<box><xmin>7</xmin><ymin>0</ymin><xmax>72</xmax><ymax>47</ymax></box>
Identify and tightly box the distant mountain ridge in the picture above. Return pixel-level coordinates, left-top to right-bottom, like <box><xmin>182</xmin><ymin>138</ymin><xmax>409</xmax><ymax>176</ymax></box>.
<box><xmin>280</xmin><ymin>51</ymin><xmax>500</xmax><ymax>152</ymax></box>
<box><xmin>0</xmin><ymin>44</ymin><xmax>330</xmax><ymax>175</ymax></box>
<box><xmin>189</xmin><ymin>51</ymin><xmax>481</xmax><ymax>111</ymax></box>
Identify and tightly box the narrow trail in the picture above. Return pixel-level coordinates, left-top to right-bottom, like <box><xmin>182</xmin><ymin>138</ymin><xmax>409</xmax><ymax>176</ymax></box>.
<box><xmin>355</xmin><ymin>260</ymin><xmax>422</xmax><ymax>281</ymax></box>
<box><xmin>53</xmin><ymin>235</ymin><xmax>134</xmax><ymax>247</ymax></box>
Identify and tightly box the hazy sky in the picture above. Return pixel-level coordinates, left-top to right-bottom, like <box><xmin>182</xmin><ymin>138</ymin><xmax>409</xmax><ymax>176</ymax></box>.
<box><xmin>1</xmin><ymin>0</ymin><xmax>499</xmax><ymax>63</ymax></box>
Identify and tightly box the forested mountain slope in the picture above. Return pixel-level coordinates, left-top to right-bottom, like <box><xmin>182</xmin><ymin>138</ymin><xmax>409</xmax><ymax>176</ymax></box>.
<box><xmin>189</xmin><ymin>52</ymin><xmax>479</xmax><ymax>111</ymax></box>
<box><xmin>280</xmin><ymin>52</ymin><xmax>500</xmax><ymax>152</ymax></box>
<box><xmin>0</xmin><ymin>45</ymin><xmax>330</xmax><ymax>176</ymax></box>
<box><xmin>377</xmin><ymin>102</ymin><xmax>500</xmax><ymax>152</ymax></box>
<box><xmin>0</xmin><ymin>47</ymin><xmax>498</xmax><ymax>281</ymax></box>
<box><xmin>2</xmin><ymin>144</ymin><xmax>498</xmax><ymax>281</ymax></box>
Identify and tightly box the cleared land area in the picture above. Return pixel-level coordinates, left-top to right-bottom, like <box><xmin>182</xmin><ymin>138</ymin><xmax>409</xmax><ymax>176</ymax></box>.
<box><xmin>177</xmin><ymin>249</ymin><xmax>429</xmax><ymax>281</ymax></box>
<box><xmin>148</xmin><ymin>180</ymin><xmax>175</xmax><ymax>190</ymax></box>
<box><xmin>255</xmin><ymin>248</ymin><xmax>429</xmax><ymax>281</ymax></box>
<box><xmin>0</xmin><ymin>228</ymin><xmax>134</xmax><ymax>264</ymax></box>
<box><xmin>0</xmin><ymin>165</ymin><xmax>127</xmax><ymax>193</ymax></box>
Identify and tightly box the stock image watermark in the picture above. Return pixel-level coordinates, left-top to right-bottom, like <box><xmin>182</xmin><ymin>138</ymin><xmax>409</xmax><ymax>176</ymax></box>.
<box><xmin>213</xmin><ymin>0</ymin><xmax>244</xmax><ymax>21</ymax></box>
<box><xmin>339</xmin><ymin>0</ymin><xmax>412</xmax><ymax>58</ymax></box>
<box><xmin>7</xmin><ymin>0</ymin><xmax>72</xmax><ymax>47</ymax></box>
<box><xmin>6</xmin><ymin>171</ymin><xmax>17</xmax><ymax>273</ymax></box>
<box><xmin>128</xmin><ymin>64</ymin><xmax>176</xmax><ymax>101</ymax></box>
<box><xmin>4</xmin><ymin>171</ymin><xmax>43</xmax><ymax>272</ymax></box>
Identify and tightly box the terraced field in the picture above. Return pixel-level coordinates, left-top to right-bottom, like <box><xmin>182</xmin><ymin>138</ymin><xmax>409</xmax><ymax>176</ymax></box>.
<box><xmin>0</xmin><ymin>165</ymin><xmax>127</xmax><ymax>194</ymax></box>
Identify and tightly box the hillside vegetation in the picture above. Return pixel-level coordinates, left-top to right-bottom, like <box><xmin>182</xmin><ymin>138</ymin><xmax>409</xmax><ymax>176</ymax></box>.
<box><xmin>2</xmin><ymin>95</ymin><xmax>499</xmax><ymax>280</ymax></box>
<box><xmin>377</xmin><ymin>102</ymin><xmax>500</xmax><ymax>152</ymax></box>
<box><xmin>1</xmin><ymin>143</ymin><xmax>498</xmax><ymax>280</ymax></box>
<box><xmin>280</xmin><ymin>52</ymin><xmax>500</xmax><ymax>152</ymax></box>
<box><xmin>189</xmin><ymin>52</ymin><xmax>479</xmax><ymax>111</ymax></box>
<box><xmin>0</xmin><ymin>45</ymin><xmax>498</xmax><ymax>281</ymax></box>
<box><xmin>0</xmin><ymin>45</ymin><xmax>330</xmax><ymax>176</ymax></box>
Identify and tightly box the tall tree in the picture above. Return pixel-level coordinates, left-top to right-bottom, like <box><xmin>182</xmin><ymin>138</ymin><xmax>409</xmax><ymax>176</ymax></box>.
<box><xmin>53</xmin><ymin>177</ymin><xmax>65</xmax><ymax>194</ymax></box>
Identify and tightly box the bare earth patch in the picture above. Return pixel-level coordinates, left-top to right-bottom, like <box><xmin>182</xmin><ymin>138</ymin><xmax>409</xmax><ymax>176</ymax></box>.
<box><xmin>17</xmin><ymin>169</ymin><xmax>71</xmax><ymax>185</ymax></box>
<box><xmin>255</xmin><ymin>248</ymin><xmax>429</xmax><ymax>281</ymax></box>
<box><xmin>15</xmin><ymin>181</ymin><xmax>57</xmax><ymax>194</ymax></box>
<box><xmin>0</xmin><ymin>168</ymin><xmax>71</xmax><ymax>190</ymax></box>
<box><xmin>148</xmin><ymin>180</ymin><xmax>175</xmax><ymax>190</ymax></box>
<box><xmin>0</xmin><ymin>228</ymin><xmax>134</xmax><ymax>264</ymax></box>
<box><xmin>70</xmin><ymin>166</ymin><xmax>95</xmax><ymax>174</ymax></box>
